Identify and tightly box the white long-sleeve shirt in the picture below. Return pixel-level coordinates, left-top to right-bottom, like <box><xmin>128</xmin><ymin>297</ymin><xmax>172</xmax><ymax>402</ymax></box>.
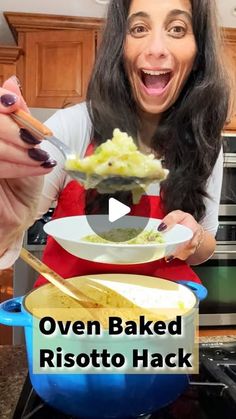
<box><xmin>0</xmin><ymin>102</ymin><xmax>223</xmax><ymax>268</ymax></box>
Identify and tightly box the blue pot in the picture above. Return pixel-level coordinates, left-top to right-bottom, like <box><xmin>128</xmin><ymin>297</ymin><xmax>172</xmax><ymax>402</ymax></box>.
<box><xmin>0</xmin><ymin>279</ymin><xmax>207</xmax><ymax>418</ymax></box>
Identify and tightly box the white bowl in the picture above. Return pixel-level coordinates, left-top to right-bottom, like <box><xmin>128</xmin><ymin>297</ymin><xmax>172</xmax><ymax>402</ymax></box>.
<box><xmin>44</xmin><ymin>215</ymin><xmax>193</xmax><ymax>265</ymax></box>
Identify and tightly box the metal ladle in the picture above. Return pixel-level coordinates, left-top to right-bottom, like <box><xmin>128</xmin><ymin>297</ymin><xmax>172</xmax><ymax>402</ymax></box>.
<box><xmin>11</xmin><ymin>109</ymin><xmax>161</xmax><ymax>193</ymax></box>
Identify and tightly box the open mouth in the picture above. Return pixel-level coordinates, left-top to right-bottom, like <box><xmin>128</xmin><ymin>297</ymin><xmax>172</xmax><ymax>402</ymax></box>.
<box><xmin>140</xmin><ymin>70</ymin><xmax>172</xmax><ymax>92</ymax></box>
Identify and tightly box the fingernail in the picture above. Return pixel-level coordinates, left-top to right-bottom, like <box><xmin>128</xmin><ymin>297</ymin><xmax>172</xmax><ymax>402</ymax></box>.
<box><xmin>158</xmin><ymin>222</ymin><xmax>167</xmax><ymax>232</ymax></box>
<box><xmin>0</xmin><ymin>94</ymin><xmax>17</xmax><ymax>107</ymax></box>
<box><xmin>20</xmin><ymin>128</ymin><xmax>41</xmax><ymax>145</ymax></box>
<box><xmin>28</xmin><ymin>148</ymin><xmax>50</xmax><ymax>162</ymax></box>
<box><xmin>41</xmin><ymin>158</ymin><xmax>57</xmax><ymax>168</ymax></box>
<box><xmin>166</xmin><ymin>256</ymin><xmax>174</xmax><ymax>263</ymax></box>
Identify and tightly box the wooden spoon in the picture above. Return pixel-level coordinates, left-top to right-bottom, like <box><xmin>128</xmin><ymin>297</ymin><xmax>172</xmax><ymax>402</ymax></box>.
<box><xmin>19</xmin><ymin>248</ymin><xmax>105</xmax><ymax>308</ymax></box>
<box><xmin>20</xmin><ymin>249</ymin><xmax>158</xmax><ymax>319</ymax></box>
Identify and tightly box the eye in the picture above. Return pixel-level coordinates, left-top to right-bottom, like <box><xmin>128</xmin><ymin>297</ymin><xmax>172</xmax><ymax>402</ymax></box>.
<box><xmin>168</xmin><ymin>25</ymin><xmax>187</xmax><ymax>38</ymax></box>
<box><xmin>128</xmin><ymin>25</ymin><xmax>148</xmax><ymax>38</ymax></box>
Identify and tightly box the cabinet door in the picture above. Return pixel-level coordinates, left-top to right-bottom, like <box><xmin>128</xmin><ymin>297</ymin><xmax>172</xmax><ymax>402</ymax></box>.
<box><xmin>0</xmin><ymin>46</ymin><xmax>21</xmax><ymax>86</ymax></box>
<box><xmin>0</xmin><ymin>63</ymin><xmax>15</xmax><ymax>86</ymax></box>
<box><xmin>23</xmin><ymin>30</ymin><xmax>96</xmax><ymax>108</ymax></box>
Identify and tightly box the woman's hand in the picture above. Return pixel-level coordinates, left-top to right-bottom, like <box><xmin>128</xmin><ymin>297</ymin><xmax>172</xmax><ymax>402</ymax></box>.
<box><xmin>0</xmin><ymin>76</ymin><xmax>57</xmax><ymax>257</ymax></box>
<box><xmin>158</xmin><ymin>210</ymin><xmax>216</xmax><ymax>264</ymax></box>
<box><xmin>0</xmin><ymin>76</ymin><xmax>56</xmax><ymax>178</ymax></box>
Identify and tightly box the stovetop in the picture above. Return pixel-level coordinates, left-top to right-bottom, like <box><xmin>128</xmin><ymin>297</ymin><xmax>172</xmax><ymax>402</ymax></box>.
<box><xmin>12</xmin><ymin>342</ymin><xmax>236</xmax><ymax>419</ymax></box>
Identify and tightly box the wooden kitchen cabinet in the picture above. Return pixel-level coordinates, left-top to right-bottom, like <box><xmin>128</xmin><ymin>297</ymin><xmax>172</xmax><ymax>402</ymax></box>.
<box><xmin>18</xmin><ymin>29</ymin><xmax>96</xmax><ymax>108</ymax></box>
<box><xmin>0</xmin><ymin>45</ymin><xmax>22</xmax><ymax>86</ymax></box>
<box><xmin>4</xmin><ymin>12</ymin><xmax>104</xmax><ymax>108</ymax></box>
<box><xmin>0</xmin><ymin>268</ymin><xmax>13</xmax><ymax>345</ymax></box>
<box><xmin>222</xmin><ymin>28</ymin><xmax>236</xmax><ymax>132</ymax></box>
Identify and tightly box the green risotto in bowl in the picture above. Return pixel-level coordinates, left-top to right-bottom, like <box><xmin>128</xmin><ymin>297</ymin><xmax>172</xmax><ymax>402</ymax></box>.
<box><xmin>82</xmin><ymin>228</ymin><xmax>165</xmax><ymax>244</ymax></box>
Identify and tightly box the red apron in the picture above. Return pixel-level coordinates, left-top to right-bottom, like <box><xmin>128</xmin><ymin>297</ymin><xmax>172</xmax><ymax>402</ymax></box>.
<box><xmin>35</xmin><ymin>145</ymin><xmax>201</xmax><ymax>287</ymax></box>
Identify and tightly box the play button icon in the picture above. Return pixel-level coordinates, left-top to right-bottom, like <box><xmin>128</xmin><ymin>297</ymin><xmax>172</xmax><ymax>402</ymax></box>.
<box><xmin>85</xmin><ymin>187</ymin><xmax>151</xmax><ymax>243</ymax></box>
<box><xmin>108</xmin><ymin>198</ymin><xmax>131</xmax><ymax>222</ymax></box>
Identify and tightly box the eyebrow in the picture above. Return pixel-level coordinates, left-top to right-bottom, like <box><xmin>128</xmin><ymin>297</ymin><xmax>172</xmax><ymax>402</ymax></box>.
<box><xmin>167</xmin><ymin>9</ymin><xmax>193</xmax><ymax>23</ymax></box>
<box><xmin>127</xmin><ymin>11</ymin><xmax>149</xmax><ymax>25</ymax></box>
<box><xmin>127</xmin><ymin>9</ymin><xmax>193</xmax><ymax>25</ymax></box>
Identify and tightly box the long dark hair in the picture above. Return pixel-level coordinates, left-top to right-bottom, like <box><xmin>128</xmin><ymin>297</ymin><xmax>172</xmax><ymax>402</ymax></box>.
<box><xmin>86</xmin><ymin>0</ymin><xmax>229</xmax><ymax>221</ymax></box>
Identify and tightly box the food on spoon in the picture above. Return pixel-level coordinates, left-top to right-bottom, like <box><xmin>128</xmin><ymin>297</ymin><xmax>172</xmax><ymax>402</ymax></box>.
<box><xmin>82</xmin><ymin>228</ymin><xmax>165</xmax><ymax>244</ymax></box>
<box><xmin>65</xmin><ymin>128</ymin><xmax>169</xmax><ymax>180</ymax></box>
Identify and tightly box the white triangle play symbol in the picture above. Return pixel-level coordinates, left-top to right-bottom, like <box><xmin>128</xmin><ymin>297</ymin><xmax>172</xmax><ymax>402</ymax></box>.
<box><xmin>108</xmin><ymin>198</ymin><xmax>131</xmax><ymax>223</ymax></box>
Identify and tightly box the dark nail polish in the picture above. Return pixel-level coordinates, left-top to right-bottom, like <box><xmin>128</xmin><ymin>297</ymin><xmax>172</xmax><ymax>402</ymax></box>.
<box><xmin>41</xmin><ymin>158</ymin><xmax>57</xmax><ymax>168</ymax></box>
<box><xmin>28</xmin><ymin>148</ymin><xmax>50</xmax><ymax>162</ymax></box>
<box><xmin>166</xmin><ymin>256</ymin><xmax>174</xmax><ymax>263</ymax></box>
<box><xmin>20</xmin><ymin>128</ymin><xmax>41</xmax><ymax>145</ymax></box>
<box><xmin>158</xmin><ymin>222</ymin><xmax>167</xmax><ymax>232</ymax></box>
<box><xmin>0</xmin><ymin>94</ymin><xmax>17</xmax><ymax>107</ymax></box>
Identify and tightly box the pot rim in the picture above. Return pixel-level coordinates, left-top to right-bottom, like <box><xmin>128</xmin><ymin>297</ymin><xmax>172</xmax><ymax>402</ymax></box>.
<box><xmin>21</xmin><ymin>274</ymin><xmax>198</xmax><ymax>323</ymax></box>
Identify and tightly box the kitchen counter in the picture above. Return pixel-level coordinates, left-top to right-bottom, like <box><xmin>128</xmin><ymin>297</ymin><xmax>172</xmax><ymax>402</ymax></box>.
<box><xmin>0</xmin><ymin>345</ymin><xmax>27</xmax><ymax>419</ymax></box>
<box><xmin>1</xmin><ymin>333</ymin><xmax>236</xmax><ymax>419</ymax></box>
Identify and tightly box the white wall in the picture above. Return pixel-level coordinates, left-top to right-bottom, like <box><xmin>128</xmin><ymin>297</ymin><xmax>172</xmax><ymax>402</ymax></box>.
<box><xmin>0</xmin><ymin>0</ymin><xmax>108</xmax><ymax>44</ymax></box>
<box><xmin>217</xmin><ymin>0</ymin><xmax>236</xmax><ymax>26</ymax></box>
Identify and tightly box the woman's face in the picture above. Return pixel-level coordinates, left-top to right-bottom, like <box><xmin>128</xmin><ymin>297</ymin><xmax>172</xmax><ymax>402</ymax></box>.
<box><xmin>124</xmin><ymin>0</ymin><xmax>197</xmax><ymax>116</ymax></box>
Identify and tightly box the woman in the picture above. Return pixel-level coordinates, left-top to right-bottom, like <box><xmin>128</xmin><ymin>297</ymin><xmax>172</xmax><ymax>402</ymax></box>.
<box><xmin>0</xmin><ymin>0</ymin><xmax>229</xmax><ymax>285</ymax></box>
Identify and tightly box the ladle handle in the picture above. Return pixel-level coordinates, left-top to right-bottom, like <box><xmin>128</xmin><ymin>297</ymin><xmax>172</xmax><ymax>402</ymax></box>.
<box><xmin>11</xmin><ymin>109</ymin><xmax>53</xmax><ymax>140</ymax></box>
<box><xmin>19</xmin><ymin>248</ymin><xmax>103</xmax><ymax>308</ymax></box>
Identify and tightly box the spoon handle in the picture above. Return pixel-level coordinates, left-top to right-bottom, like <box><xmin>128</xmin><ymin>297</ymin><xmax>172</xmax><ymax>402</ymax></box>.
<box><xmin>11</xmin><ymin>109</ymin><xmax>75</xmax><ymax>159</ymax></box>
<box><xmin>11</xmin><ymin>109</ymin><xmax>53</xmax><ymax>140</ymax></box>
<box><xmin>19</xmin><ymin>248</ymin><xmax>104</xmax><ymax>308</ymax></box>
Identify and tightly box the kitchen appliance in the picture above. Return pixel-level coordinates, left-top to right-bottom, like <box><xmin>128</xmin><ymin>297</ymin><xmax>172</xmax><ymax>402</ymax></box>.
<box><xmin>11</xmin><ymin>341</ymin><xmax>236</xmax><ymax>419</ymax></box>
<box><xmin>0</xmin><ymin>276</ymin><xmax>206</xmax><ymax>419</ymax></box>
<box><xmin>193</xmin><ymin>216</ymin><xmax>236</xmax><ymax>326</ymax></box>
<box><xmin>195</xmin><ymin>133</ymin><xmax>236</xmax><ymax>326</ymax></box>
<box><xmin>220</xmin><ymin>133</ymin><xmax>236</xmax><ymax>217</ymax></box>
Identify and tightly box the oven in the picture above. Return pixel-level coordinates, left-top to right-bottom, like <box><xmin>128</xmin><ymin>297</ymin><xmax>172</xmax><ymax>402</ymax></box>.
<box><xmin>194</xmin><ymin>223</ymin><xmax>236</xmax><ymax>326</ymax></box>
<box><xmin>220</xmin><ymin>133</ymin><xmax>236</xmax><ymax>216</ymax></box>
<box><xmin>195</xmin><ymin>133</ymin><xmax>236</xmax><ymax>326</ymax></box>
